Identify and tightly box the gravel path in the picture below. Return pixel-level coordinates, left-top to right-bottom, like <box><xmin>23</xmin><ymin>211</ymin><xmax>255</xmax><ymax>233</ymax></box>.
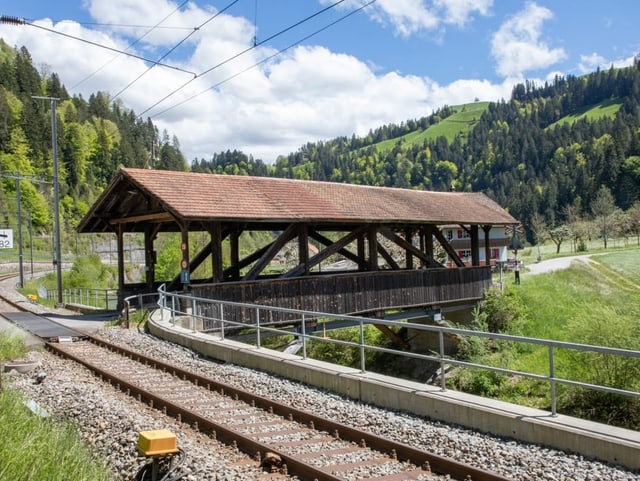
<box><xmin>525</xmin><ymin>255</ymin><xmax>592</xmax><ymax>275</ymax></box>
<box><xmin>6</xmin><ymin>327</ymin><xmax>639</xmax><ymax>481</ymax></box>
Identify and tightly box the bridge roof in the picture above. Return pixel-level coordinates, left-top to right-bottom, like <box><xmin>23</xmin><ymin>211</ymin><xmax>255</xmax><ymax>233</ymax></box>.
<box><xmin>78</xmin><ymin>168</ymin><xmax>518</xmax><ymax>233</ymax></box>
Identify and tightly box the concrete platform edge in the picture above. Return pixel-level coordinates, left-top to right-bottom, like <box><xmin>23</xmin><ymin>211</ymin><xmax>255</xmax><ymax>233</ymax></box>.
<box><xmin>148</xmin><ymin>313</ymin><xmax>640</xmax><ymax>471</ymax></box>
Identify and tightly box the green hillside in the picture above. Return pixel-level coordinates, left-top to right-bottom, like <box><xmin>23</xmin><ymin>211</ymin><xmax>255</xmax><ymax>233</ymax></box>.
<box><xmin>375</xmin><ymin>101</ymin><xmax>489</xmax><ymax>153</ymax></box>
<box><xmin>546</xmin><ymin>98</ymin><xmax>623</xmax><ymax>129</ymax></box>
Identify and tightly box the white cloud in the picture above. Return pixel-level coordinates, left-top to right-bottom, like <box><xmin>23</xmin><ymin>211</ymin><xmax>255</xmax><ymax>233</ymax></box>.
<box><xmin>0</xmin><ymin>0</ymin><xmax>514</xmax><ymax>163</ymax></box>
<box><xmin>323</xmin><ymin>0</ymin><xmax>492</xmax><ymax>37</ymax></box>
<box><xmin>369</xmin><ymin>0</ymin><xmax>439</xmax><ymax>36</ymax></box>
<box><xmin>491</xmin><ymin>2</ymin><xmax>565</xmax><ymax>78</ymax></box>
<box><xmin>578</xmin><ymin>52</ymin><xmax>636</xmax><ymax>74</ymax></box>
<box><xmin>578</xmin><ymin>53</ymin><xmax>609</xmax><ymax>74</ymax></box>
<box><xmin>432</xmin><ymin>0</ymin><xmax>493</xmax><ymax>27</ymax></box>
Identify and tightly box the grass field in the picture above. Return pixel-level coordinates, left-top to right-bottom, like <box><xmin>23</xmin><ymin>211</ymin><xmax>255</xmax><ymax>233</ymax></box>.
<box><xmin>375</xmin><ymin>101</ymin><xmax>489</xmax><ymax>153</ymax></box>
<box><xmin>0</xmin><ymin>332</ymin><xmax>112</xmax><ymax>480</ymax></box>
<box><xmin>546</xmin><ymin>98</ymin><xmax>623</xmax><ymax>129</ymax></box>
<box><xmin>0</xmin><ymin>390</ymin><xmax>112</xmax><ymax>481</ymax></box>
<box><xmin>475</xmin><ymin>243</ymin><xmax>640</xmax><ymax>422</ymax></box>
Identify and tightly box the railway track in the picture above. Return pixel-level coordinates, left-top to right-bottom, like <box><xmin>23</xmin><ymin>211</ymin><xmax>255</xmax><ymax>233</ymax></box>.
<box><xmin>46</xmin><ymin>335</ymin><xmax>513</xmax><ymax>481</ymax></box>
<box><xmin>0</xmin><ymin>277</ymin><xmax>511</xmax><ymax>480</ymax></box>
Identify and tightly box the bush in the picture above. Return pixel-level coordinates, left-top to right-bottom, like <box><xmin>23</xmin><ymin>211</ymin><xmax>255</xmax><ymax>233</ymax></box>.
<box><xmin>478</xmin><ymin>287</ymin><xmax>527</xmax><ymax>333</ymax></box>
<box><xmin>0</xmin><ymin>332</ymin><xmax>28</xmax><ymax>361</ymax></box>
<box><xmin>559</xmin><ymin>305</ymin><xmax>640</xmax><ymax>427</ymax></box>
<box><xmin>306</xmin><ymin>324</ymin><xmax>394</xmax><ymax>370</ymax></box>
<box><xmin>448</xmin><ymin>368</ymin><xmax>507</xmax><ymax>397</ymax></box>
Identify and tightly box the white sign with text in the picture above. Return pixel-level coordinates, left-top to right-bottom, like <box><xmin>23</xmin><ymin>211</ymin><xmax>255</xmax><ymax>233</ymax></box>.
<box><xmin>0</xmin><ymin>229</ymin><xmax>13</xmax><ymax>249</ymax></box>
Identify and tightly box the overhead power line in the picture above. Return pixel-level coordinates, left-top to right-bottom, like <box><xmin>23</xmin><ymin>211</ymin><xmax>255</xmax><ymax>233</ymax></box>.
<box><xmin>0</xmin><ymin>15</ymin><xmax>196</xmax><ymax>77</ymax></box>
<box><xmin>137</xmin><ymin>0</ymin><xmax>351</xmax><ymax>118</ymax></box>
<box><xmin>3</xmin><ymin>15</ymin><xmax>195</xmax><ymax>29</ymax></box>
<box><xmin>72</xmin><ymin>0</ymin><xmax>190</xmax><ymax>91</ymax></box>
<box><xmin>150</xmin><ymin>0</ymin><xmax>378</xmax><ymax>119</ymax></box>
<box><xmin>112</xmin><ymin>0</ymin><xmax>241</xmax><ymax>101</ymax></box>
<box><xmin>47</xmin><ymin>21</ymin><xmax>194</xmax><ymax>30</ymax></box>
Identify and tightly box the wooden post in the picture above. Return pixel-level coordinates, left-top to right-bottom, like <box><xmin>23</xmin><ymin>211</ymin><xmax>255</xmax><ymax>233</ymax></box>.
<box><xmin>211</xmin><ymin>222</ymin><xmax>223</xmax><ymax>283</ymax></box>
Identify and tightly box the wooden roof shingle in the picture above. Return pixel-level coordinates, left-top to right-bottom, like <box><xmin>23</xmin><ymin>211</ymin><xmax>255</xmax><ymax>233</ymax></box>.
<box><xmin>77</xmin><ymin>168</ymin><xmax>518</xmax><ymax>232</ymax></box>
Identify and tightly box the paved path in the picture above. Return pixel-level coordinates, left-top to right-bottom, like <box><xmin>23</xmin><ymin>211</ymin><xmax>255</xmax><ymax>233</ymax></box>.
<box><xmin>526</xmin><ymin>255</ymin><xmax>592</xmax><ymax>275</ymax></box>
<box><xmin>0</xmin><ymin>275</ymin><xmax>115</xmax><ymax>347</ymax></box>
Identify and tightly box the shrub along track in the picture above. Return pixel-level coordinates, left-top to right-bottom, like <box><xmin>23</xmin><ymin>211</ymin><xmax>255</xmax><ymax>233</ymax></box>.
<box><xmin>46</xmin><ymin>335</ymin><xmax>513</xmax><ymax>481</ymax></box>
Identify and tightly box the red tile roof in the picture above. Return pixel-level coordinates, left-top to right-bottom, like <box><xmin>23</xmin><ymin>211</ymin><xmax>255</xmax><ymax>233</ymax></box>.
<box><xmin>80</xmin><ymin>168</ymin><xmax>518</xmax><ymax>231</ymax></box>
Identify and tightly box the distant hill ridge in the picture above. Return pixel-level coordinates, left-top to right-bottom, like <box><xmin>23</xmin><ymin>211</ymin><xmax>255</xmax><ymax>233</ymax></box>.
<box><xmin>2</xmin><ymin>37</ymin><xmax>640</xmax><ymax>244</ymax></box>
<box><xmin>194</xmin><ymin>60</ymin><xmax>640</xmax><ymax>238</ymax></box>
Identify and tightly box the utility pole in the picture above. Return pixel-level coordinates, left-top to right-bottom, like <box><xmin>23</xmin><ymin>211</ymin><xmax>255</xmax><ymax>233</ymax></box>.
<box><xmin>33</xmin><ymin>96</ymin><xmax>63</xmax><ymax>306</ymax></box>
<box><xmin>0</xmin><ymin>172</ymin><xmax>51</xmax><ymax>289</ymax></box>
<box><xmin>16</xmin><ymin>175</ymin><xmax>23</xmax><ymax>288</ymax></box>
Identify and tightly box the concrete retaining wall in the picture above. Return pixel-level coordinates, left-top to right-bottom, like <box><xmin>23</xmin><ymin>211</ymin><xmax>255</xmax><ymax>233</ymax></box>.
<box><xmin>148</xmin><ymin>313</ymin><xmax>640</xmax><ymax>471</ymax></box>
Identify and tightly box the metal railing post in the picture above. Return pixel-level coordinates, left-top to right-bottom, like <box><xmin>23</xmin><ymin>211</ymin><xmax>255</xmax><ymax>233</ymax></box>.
<box><xmin>360</xmin><ymin>318</ymin><xmax>366</xmax><ymax>373</ymax></box>
<box><xmin>219</xmin><ymin>303</ymin><xmax>225</xmax><ymax>340</ymax></box>
<box><xmin>301</xmin><ymin>314</ymin><xmax>307</xmax><ymax>359</ymax></box>
<box><xmin>159</xmin><ymin>288</ymin><xmax>165</xmax><ymax>322</ymax></box>
<box><xmin>124</xmin><ymin>299</ymin><xmax>130</xmax><ymax>329</ymax></box>
<box><xmin>439</xmin><ymin>330</ymin><xmax>446</xmax><ymax>391</ymax></box>
<box><xmin>549</xmin><ymin>345</ymin><xmax>557</xmax><ymax>416</ymax></box>
<box><xmin>191</xmin><ymin>295</ymin><xmax>197</xmax><ymax>332</ymax></box>
<box><xmin>256</xmin><ymin>307</ymin><xmax>261</xmax><ymax>348</ymax></box>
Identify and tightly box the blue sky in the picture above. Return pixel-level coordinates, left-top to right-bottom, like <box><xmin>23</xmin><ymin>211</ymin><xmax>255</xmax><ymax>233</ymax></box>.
<box><xmin>1</xmin><ymin>1</ymin><xmax>638</xmax><ymax>163</ymax></box>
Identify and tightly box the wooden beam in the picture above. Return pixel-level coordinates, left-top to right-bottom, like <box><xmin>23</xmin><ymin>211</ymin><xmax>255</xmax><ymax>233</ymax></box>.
<box><xmin>367</xmin><ymin>226</ymin><xmax>378</xmax><ymax>271</ymax></box>
<box><xmin>243</xmin><ymin>224</ymin><xmax>298</xmax><ymax>281</ymax></box>
<box><xmin>470</xmin><ymin>224</ymin><xmax>480</xmax><ymax>267</ymax></box>
<box><xmin>432</xmin><ymin>227</ymin><xmax>465</xmax><ymax>267</ymax></box>
<box><xmin>210</xmin><ymin>222</ymin><xmax>224</xmax><ymax>283</ymax></box>
<box><xmin>377</xmin><ymin>241</ymin><xmax>400</xmax><ymax>269</ymax></box>
<box><xmin>373</xmin><ymin>324</ymin><xmax>411</xmax><ymax>350</ymax></box>
<box><xmin>230</xmin><ymin>226</ymin><xmax>240</xmax><ymax>281</ymax></box>
<box><xmin>379</xmin><ymin>227</ymin><xmax>440</xmax><ymax>268</ymax></box>
<box><xmin>109</xmin><ymin>211</ymin><xmax>174</xmax><ymax>225</ymax></box>
<box><xmin>144</xmin><ymin>224</ymin><xmax>161</xmax><ymax>290</ymax></box>
<box><xmin>284</xmin><ymin>226</ymin><xmax>368</xmax><ymax>278</ymax></box>
<box><xmin>483</xmin><ymin>225</ymin><xmax>492</xmax><ymax>267</ymax></box>
<box><xmin>405</xmin><ymin>227</ymin><xmax>414</xmax><ymax>269</ymax></box>
<box><xmin>310</xmin><ymin>231</ymin><xmax>365</xmax><ymax>268</ymax></box>
<box><xmin>117</xmin><ymin>224</ymin><xmax>125</xmax><ymax>296</ymax></box>
<box><xmin>298</xmin><ymin>225</ymin><xmax>309</xmax><ymax>276</ymax></box>
<box><xmin>223</xmin><ymin>240</ymin><xmax>270</xmax><ymax>279</ymax></box>
<box><xmin>422</xmin><ymin>226</ymin><xmax>434</xmax><ymax>268</ymax></box>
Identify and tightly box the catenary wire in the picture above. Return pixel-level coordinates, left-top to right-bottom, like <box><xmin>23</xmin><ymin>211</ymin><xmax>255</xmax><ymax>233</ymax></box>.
<box><xmin>150</xmin><ymin>0</ymin><xmax>378</xmax><ymax>119</ymax></box>
<box><xmin>72</xmin><ymin>0</ymin><xmax>190</xmax><ymax>91</ymax></box>
<box><xmin>41</xmin><ymin>21</ymin><xmax>194</xmax><ymax>30</ymax></box>
<box><xmin>12</xmin><ymin>18</ymin><xmax>196</xmax><ymax>76</ymax></box>
<box><xmin>112</xmin><ymin>0</ymin><xmax>241</xmax><ymax>101</ymax></box>
<box><xmin>136</xmin><ymin>0</ymin><xmax>348</xmax><ymax>118</ymax></box>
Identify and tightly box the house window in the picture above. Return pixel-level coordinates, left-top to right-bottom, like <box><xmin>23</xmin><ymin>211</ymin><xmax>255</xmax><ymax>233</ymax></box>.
<box><xmin>457</xmin><ymin>229</ymin><xmax>470</xmax><ymax>239</ymax></box>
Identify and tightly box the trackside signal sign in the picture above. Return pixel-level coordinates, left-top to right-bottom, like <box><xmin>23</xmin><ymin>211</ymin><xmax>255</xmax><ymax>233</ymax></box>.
<box><xmin>0</xmin><ymin>229</ymin><xmax>13</xmax><ymax>249</ymax></box>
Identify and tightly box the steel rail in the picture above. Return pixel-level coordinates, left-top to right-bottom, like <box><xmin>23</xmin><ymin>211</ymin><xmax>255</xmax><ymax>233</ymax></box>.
<box><xmin>47</xmin><ymin>335</ymin><xmax>513</xmax><ymax>481</ymax></box>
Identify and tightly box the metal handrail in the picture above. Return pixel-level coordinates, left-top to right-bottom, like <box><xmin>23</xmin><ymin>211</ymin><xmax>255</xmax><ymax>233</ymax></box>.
<box><xmin>47</xmin><ymin>287</ymin><xmax>119</xmax><ymax>310</ymax></box>
<box><xmin>140</xmin><ymin>285</ymin><xmax>640</xmax><ymax>417</ymax></box>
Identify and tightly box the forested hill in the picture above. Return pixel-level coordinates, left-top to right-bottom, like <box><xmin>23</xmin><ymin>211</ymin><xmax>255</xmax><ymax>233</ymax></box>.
<box><xmin>195</xmin><ymin>59</ymin><xmax>640</xmax><ymax>236</ymax></box>
<box><xmin>0</xmin><ymin>40</ymin><xmax>186</xmax><ymax>234</ymax></box>
<box><xmin>2</xmin><ymin>36</ymin><xmax>640</xmax><ymax>243</ymax></box>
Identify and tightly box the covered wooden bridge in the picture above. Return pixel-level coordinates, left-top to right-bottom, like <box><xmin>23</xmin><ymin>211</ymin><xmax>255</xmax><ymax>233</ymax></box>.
<box><xmin>77</xmin><ymin>168</ymin><xmax>518</xmax><ymax>316</ymax></box>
